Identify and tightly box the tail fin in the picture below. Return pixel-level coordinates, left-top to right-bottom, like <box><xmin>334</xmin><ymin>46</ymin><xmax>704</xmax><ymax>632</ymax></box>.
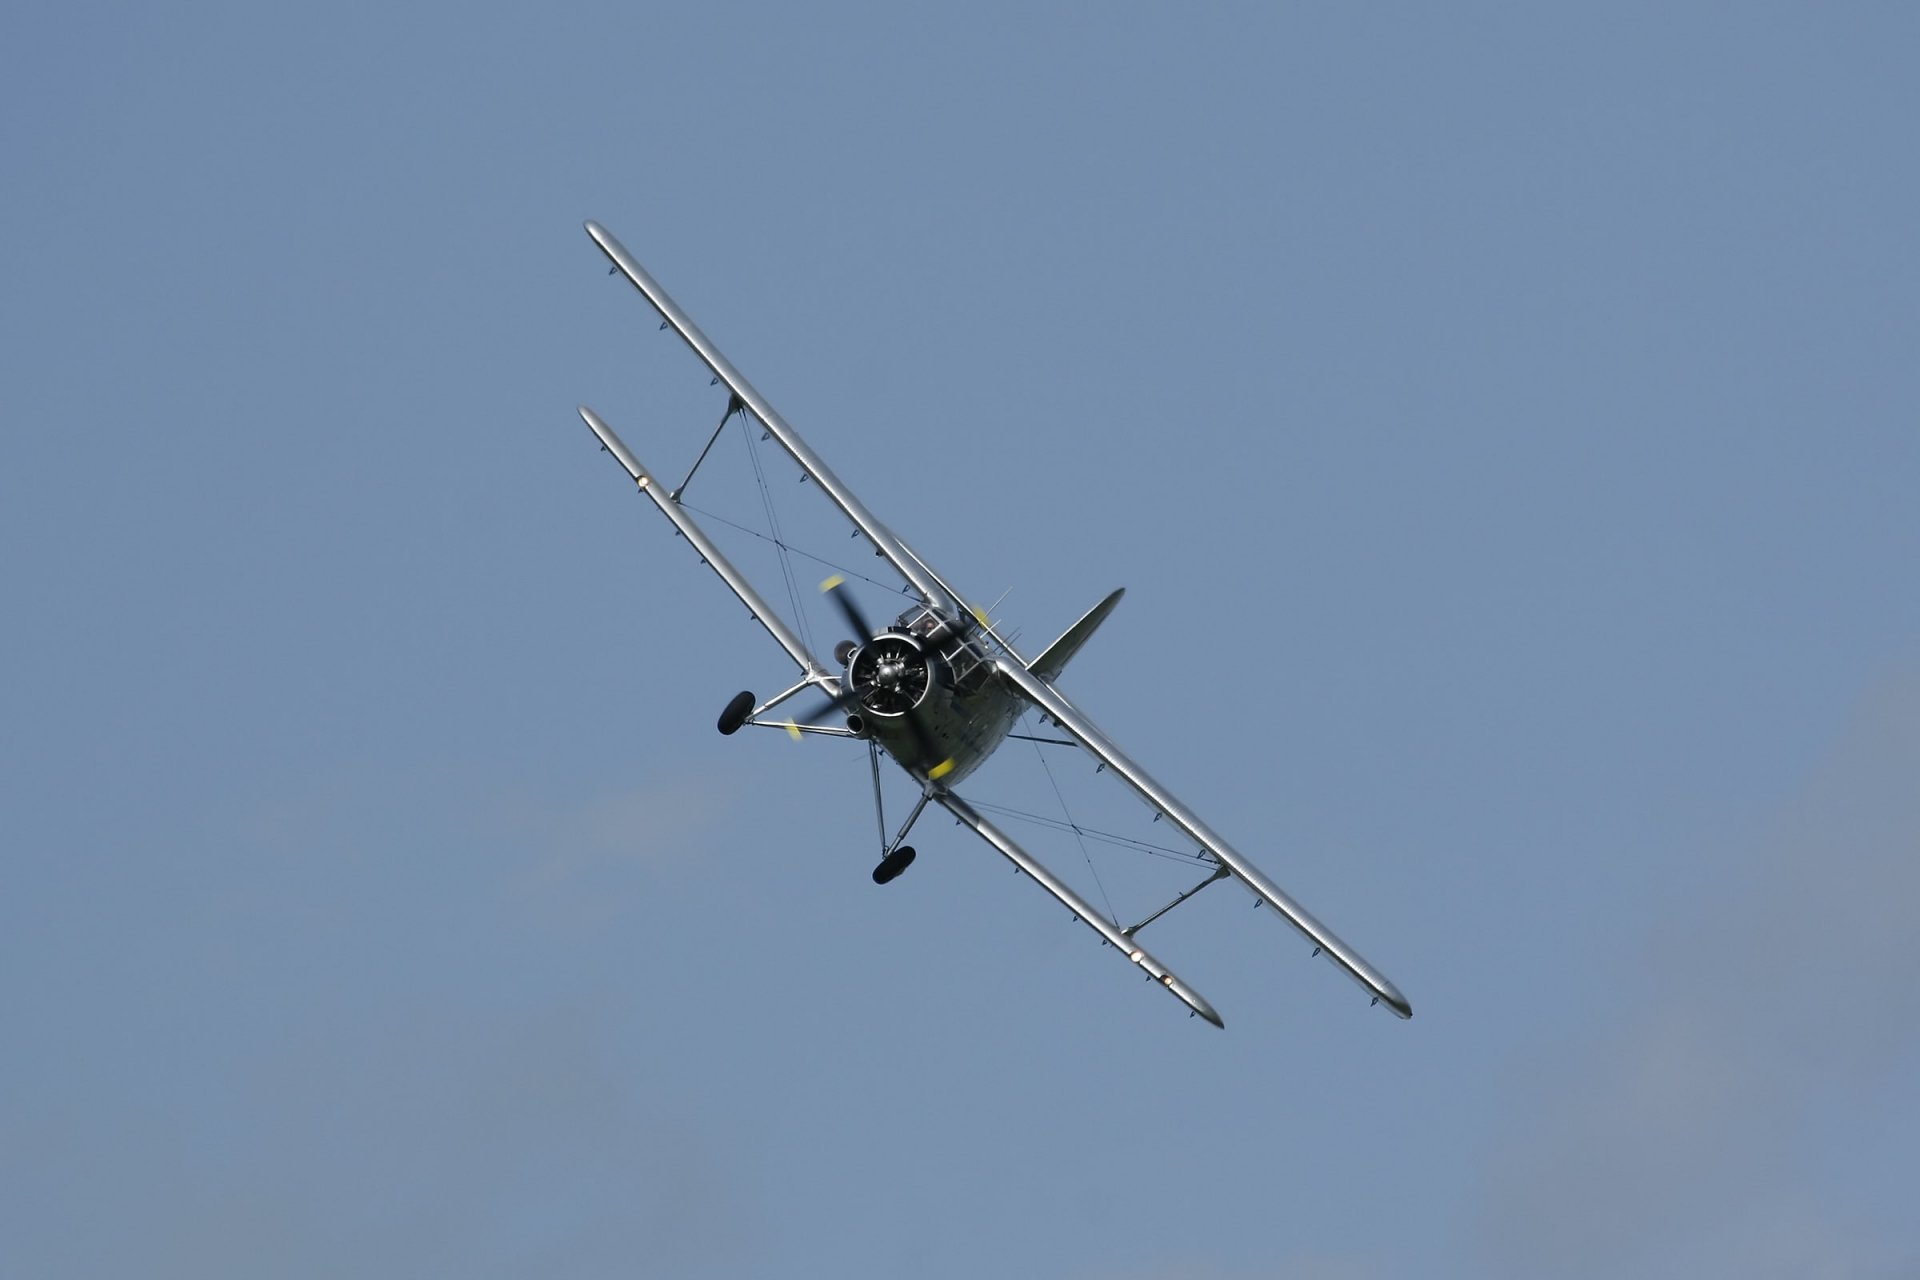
<box><xmin>1028</xmin><ymin>589</ymin><xmax>1124</xmax><ymax>683</ymax></box>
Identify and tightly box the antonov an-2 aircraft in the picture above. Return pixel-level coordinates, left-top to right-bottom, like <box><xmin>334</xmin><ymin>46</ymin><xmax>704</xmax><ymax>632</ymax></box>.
<box><xmin>575</xmin><ymin>220</ymin><xmax>1411</xmax><ymax>1028</ymax></box>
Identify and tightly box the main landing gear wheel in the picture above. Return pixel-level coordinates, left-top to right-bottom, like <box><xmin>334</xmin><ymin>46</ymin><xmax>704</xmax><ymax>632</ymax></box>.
<box><xmin>872</xmin><ymin>845</ymin><xmax>916</xmax><ymax>885</ymax></box>
<box><xmin>717</xmin><ymin>690</ymin><xmax>755</xmax><ymax>735</ymax></box>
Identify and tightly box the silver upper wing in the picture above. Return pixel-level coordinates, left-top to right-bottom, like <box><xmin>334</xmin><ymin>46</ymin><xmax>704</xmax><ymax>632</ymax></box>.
<box><xmin>586</xmin><ymin>221</ymin><xmax>958</xmax><ymax>619</ymax></box>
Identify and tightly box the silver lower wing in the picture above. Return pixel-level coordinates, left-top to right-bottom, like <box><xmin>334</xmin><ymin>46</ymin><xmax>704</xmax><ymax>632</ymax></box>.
<box><xmin>936</xmin><ymin>790</ymin><xmax>1224</xmax><ymax>1027</ymax></box>
<box><xmin>994</xmin><ymin>660</ymin><xmax>1413</xmax><ymax>1019</ymax></box>
<box><xmin>579</xmin><ymin>404</ymin><xmax>831</xmax><ymax>684</ymax></box>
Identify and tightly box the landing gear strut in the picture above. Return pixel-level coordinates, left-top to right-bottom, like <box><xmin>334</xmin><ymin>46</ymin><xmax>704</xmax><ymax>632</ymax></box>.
<box><xmin>867</xmin><ymin>739</ymin><xmax>932</xmax><ymax>885</ymax></box>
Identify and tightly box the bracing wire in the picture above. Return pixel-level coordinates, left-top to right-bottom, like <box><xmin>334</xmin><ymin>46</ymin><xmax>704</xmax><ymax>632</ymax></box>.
<box><xmin>679</xmin><ymin>501</ymin><xmax>915</xmax><ymax>600</ymax></box>
<box><xmin>739</xmin><ymin>414</ymin><xmax>818</xmax><ymax>657</ymax></box>
<box><xmin>1027</xmin><ymin>713</ymin><xmax>1120</xmax><ymax>926</ymax></box>
<box><xmin>964</xmin><ymin>798</ymin><xmax>1213</xmax><ymax>868</ymax></box>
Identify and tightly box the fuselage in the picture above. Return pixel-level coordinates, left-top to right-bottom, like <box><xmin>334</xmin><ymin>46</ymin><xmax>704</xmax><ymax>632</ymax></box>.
<box><xmin>842</xmin><ymin>604</ymin><xmax>1022</xmax><ymax>785</ymax></box>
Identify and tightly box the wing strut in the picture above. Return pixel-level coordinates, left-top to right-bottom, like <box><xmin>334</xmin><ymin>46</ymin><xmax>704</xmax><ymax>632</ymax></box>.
<box><xmin>1123</xmin><ymin>862</ymin><xmax>1231</xmax><ymax>938</ymax></box>
<box><xmin>935</xmin><ymin>789</ymin><xmax>1223</xmax><ymax>1027</ymax></box>
<box><xmin>671</xmin><ymin>393</ymin><xmax>744</xmax><ymax>500</ymax></box>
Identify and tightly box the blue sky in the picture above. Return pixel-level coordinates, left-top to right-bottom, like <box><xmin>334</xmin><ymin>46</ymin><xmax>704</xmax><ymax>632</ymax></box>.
<box><xmin>4</xmin><ymin>4</ymin><xmax>1917</xmax><ymax>1276</ymax></box>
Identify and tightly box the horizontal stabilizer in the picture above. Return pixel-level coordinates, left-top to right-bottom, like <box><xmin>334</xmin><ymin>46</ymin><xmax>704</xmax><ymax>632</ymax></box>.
<box><xmin>1029</xmin><ymin>588</ymin><xmax>1124</xmax><ymax>683</ymax></box>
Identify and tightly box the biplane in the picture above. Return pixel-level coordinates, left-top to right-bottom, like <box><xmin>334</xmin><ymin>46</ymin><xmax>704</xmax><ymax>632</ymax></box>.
<box><xmin>575</xmin><ymin>220</ymin><xmax>1411</xmax><ymax>1028</ymax></box>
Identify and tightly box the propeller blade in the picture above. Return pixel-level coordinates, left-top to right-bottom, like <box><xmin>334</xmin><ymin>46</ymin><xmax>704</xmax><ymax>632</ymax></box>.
<box><xmin>820</xmin><ymin>575</ymin><xmax>875</xmax><ymax>643</ymax></box>
<box><xmin>817</xmin><ymin>575</ymin><xmax>953</xmax><ymax>778</ymax></box>
<box><xmin>803</xmin><ymin>680</ymin><xmax>866</xmax><ymax>723</ymax></box>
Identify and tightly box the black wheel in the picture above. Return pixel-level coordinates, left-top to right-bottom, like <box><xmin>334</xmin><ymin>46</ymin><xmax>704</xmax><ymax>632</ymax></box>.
<box><xmin>717</xmin><ymin>690</ymin><xmax>755</xmax><ymax>735</ymax></box>
<box><xmin>872</xmin><ymin>845</ymin><xmax>917</xmax><ymax>885</ymax></box>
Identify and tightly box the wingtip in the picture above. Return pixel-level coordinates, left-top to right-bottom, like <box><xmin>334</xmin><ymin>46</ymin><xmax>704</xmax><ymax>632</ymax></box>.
<box><xmin>584</xmin><ymin>220</ymin><xmax>620</xmax><ymax>258</ymax></box>
<box><xmin>1167</xmin><ymin>977</ymin><xmax>1223</xmax><ymax>1028</ymax></box>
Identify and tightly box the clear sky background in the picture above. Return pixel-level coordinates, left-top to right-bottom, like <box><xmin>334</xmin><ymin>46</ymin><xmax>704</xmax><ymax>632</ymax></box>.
<box><xmin>5</xmin><ymin>4</ymin><xmax>1917</xmax><ymax>1277</ymax></box>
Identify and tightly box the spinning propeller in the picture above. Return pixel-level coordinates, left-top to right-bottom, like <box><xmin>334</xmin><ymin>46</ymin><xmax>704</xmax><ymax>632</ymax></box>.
<box><xmin>816</xmin><ymin>576</ymin><xmax>955</xmax><ymax>781</ymax></box>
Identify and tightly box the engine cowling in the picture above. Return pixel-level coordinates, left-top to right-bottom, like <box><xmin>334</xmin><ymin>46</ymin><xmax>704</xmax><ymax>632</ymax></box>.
<box><xmin>845</xmin><ymin>633</ymin><xmax>941</xmax><ymax>717</ymax></box>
